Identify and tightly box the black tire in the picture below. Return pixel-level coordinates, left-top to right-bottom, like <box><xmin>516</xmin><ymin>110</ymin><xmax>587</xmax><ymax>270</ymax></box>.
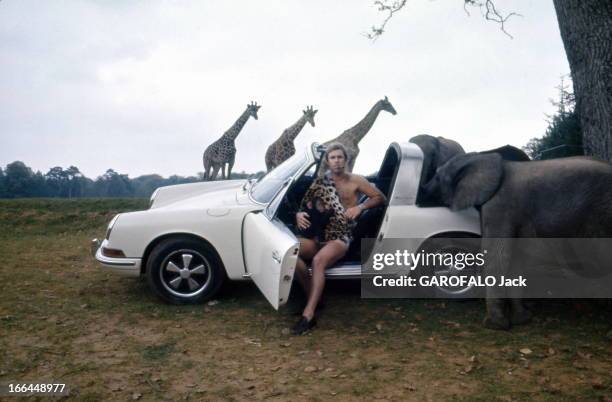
<box><xmin>145</xmin><ymin>237</ymin><xmax>225</xmax><ymax>304</ymax></box>
<box><xmin>415</xmin><ymin>235</ymin><xmax>484</xmax><ymax>299</ymax></box>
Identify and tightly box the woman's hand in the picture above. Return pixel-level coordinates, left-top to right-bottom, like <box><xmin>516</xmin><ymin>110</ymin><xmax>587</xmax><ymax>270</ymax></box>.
<box><xmin>345</xmin><ymin>205</ymin><xmax>363</xmax><ymax>221</ymax></box>
<box><xmin>296</xmin><ymin>212</ymin><xmax>311</xmax><ymax>230</ymax></box>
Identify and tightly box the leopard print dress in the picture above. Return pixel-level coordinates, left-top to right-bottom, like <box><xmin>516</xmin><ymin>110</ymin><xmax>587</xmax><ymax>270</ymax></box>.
<box><xmin>299</xmin><ymin>175</ymin><xmax>352</xmax><ymax>244</ymax></box>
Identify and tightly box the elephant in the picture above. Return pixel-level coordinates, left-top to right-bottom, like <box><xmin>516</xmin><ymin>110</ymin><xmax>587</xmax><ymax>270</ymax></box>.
<box><xmin>409</xmin><ymin>135</ymin><xmax>466</xmax><ymax>205</ymax></box>
<box><xmin>410</xmin><ymin>134</ymin><xmax>530</xmax><ymax>206</ymax></box>
<box><xmin>422</xmin><ymin>152</ymin><xmax>612</xmax><ymax>329</ymax></box>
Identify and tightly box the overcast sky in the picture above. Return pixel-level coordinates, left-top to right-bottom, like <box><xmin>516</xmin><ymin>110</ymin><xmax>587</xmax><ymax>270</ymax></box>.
<box><xmin>0</xmin><ymin>0</ymin><xmax>569</xmax><ymax>178</ymax></box>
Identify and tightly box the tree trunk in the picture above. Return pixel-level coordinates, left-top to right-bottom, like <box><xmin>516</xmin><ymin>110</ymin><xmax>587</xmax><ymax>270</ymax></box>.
<box><xmin>552</xmin><ymin>0</ymin><xmax>612</xmax><ymax>162</ymax></box>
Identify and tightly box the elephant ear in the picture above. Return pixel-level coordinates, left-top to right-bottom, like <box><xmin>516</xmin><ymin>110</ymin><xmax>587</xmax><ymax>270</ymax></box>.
<box><xmin>444</xmin><ymin>153</ymin><xmax>503</xmax><ymax>211</ymax></box>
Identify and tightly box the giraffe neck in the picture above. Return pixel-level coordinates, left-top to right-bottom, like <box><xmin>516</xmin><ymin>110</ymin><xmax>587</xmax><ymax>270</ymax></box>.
<box><xmin>338</xmin><ymin>101</ymin><xmax>383</xmax><ymax>145</ymax></box>
<box><xmin>223</xmin><ymin>109</ymin><xmax>252</xmax><ymax>141</ymax></box>
<box><xmin>282</xmin><ymin>115</ymin><xmax>308</xmax><ymax>143</ymax></box>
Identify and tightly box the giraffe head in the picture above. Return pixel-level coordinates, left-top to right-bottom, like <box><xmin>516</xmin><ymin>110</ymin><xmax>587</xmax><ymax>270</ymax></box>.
<box><xmin>380</xmin><ymin>96</ymin><xmax>397</xmax><ymax>115</ymax></box>
<box><xmin>303</xmin><ymin>105</ymin><xmax>318</xmax><ymax>127</ymax></box>
<box><xmin>247</xmin><ymin>101</ymin><xmax>261</xmax><ymax>120</ymax></box>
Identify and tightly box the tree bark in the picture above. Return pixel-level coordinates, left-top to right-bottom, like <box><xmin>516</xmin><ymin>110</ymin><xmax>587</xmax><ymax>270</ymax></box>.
<box><xmin>552</xmin><ymin>0</ymin><xmax>612</xmax><ymax>162</ymax></box>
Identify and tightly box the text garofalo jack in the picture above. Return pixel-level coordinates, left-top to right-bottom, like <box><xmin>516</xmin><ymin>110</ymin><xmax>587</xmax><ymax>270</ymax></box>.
<box><xmin>368</xmin><ymin>249</ymin><xmax>527</xmax><ymax>289</ymax></box>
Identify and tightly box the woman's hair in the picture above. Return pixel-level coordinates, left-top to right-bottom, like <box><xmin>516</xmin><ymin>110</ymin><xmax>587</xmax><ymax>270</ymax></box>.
<box><xmin>325</xmin><ymin>142</ymin><xmax>348</xmax><ymax>161</ymax></box>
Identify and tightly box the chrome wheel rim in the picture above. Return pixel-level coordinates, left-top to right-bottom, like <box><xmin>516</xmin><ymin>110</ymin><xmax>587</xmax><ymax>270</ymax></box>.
<box><xmin>159</xmin><ymin>249</ymin><xmax>212</xmax><ymax>298</ymax></box>
<box><xmin>432</xmin><ymin>246</ymin><xmax>479</xmax><ymax>296</ymax></box>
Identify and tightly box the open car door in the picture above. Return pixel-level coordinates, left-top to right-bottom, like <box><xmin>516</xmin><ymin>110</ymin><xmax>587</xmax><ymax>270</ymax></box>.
<box><xmin>243</xmin><ymin>212</ymin><xmax>299</xmax><ymax>309</ymax></box>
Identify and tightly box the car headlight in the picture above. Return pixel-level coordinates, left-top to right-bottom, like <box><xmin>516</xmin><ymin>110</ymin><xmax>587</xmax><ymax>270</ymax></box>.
<box><xmin>106</xmin><ymin>214</ymin><xmax>120</xmax><ymax>240</ymax></box>
<box><xmin>149</xmin><ymin>188</ymin><xmax>160</xmax><ymax>208</ymax></box>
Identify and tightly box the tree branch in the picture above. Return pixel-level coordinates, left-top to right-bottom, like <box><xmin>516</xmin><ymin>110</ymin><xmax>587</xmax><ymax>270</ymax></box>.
<box><xmin>476</xmin><ymin>0</ymin><xmax>522</xmax><ymax>38</ymax></box>
<box><xmin>367</xmin><ymin>0</ymin><xmax>521</xmax><ymax>40</ymax></box>
<box><xmin>365</xmin><ymin>0</ymin><xmax>407</xmax><ymax>40</ymax></box>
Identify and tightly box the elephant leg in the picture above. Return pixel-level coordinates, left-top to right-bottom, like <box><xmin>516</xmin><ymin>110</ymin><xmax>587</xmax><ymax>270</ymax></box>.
<box><xmin>483</xmin><ymin>298</ymin><xmax>510</xmax><ymax>330</ymax></box>
<box><xmin>507</xmin><ymin>250</ymin><xmax>531</xmax><ymax>325</ymax></box>
<box><xmin>509</xmin><ymin>298</ymin><xmax>532</xmax><ymax>326</ymax></box>
<box><xmin>508</xmin><ymin>244</ymin><xmax>532</xmax><ymax>326</ymax></box>
<box><xmin>482</xmin><ymin>237</ymin><xmax>512</xmax><ymax>330</ymax></box>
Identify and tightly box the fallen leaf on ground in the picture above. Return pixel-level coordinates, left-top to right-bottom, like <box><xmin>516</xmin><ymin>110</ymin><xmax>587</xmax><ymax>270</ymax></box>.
<box><xmin>245</xmin><ymin>339</ymin><xmax>261</xmax><ymax>347</ymax></box>
<box><xmin>577</xmin><ymin>351</ymin><xmax>592</xmax><ymax>359</ymax></box>
<box><xmin>536</xmin><ymin>376</ymin><xmax>550</xmax><ymax>385</ymax></box>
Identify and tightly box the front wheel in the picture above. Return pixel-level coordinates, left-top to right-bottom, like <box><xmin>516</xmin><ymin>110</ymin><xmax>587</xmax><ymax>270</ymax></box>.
<box><xmin>146</xmin><ymin>237</ymin><xmax>225</xmax><ymax>304</ymax></box>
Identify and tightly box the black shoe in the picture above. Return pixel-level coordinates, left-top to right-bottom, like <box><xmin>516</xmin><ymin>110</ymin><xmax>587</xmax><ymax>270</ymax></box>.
<box><xmin>291</xmin><ymin>299</ymin><xmax>326</xmax><ymax>316</ymax></box>
<box><xmin>291</xmin><ymin>316</ymin><xmax>317</xmax><ymax>335</ymax></box>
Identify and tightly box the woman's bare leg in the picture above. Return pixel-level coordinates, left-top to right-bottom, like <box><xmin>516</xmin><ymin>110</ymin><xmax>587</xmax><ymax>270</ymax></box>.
<box><xmin>302</xmin><ymin>240</ymin><xmax>348</xmax><ymax>320</ymax></box>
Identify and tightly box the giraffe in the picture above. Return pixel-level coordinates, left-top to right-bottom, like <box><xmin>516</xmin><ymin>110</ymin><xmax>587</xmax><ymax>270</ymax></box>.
<box><xmin>265</xmin><ymin>106</ymin><xmax>318</xmax><ymax>172</ymax></box>
<box><xmin>203</xmin><ymin>101</ymin><xmax>261</xmax><ymax>180</ymax></box>
<box><xmin>322</xmin><ymin>96</ymin><xmax>396</xmax><ymax>173</ymax></box>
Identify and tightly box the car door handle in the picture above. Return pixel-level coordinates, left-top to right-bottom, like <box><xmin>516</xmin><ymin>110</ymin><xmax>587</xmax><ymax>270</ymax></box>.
<box><xmin>272</xmin><ymin>251</ymin><xmax>281</xmax><ymax>264</ymax></box>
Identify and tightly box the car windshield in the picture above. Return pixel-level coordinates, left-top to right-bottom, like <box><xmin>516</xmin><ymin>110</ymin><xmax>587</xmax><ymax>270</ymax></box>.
<box><xmin>250</xmin><ymin>151</ymin><xmax>308</xmax><ymax>203</ymax></box>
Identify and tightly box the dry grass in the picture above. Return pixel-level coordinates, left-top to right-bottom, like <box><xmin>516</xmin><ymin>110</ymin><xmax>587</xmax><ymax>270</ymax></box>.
<box><xmin>1</xmin><ymin>199</ymin><xmax>611</xmax><ymax>401</ymax></box>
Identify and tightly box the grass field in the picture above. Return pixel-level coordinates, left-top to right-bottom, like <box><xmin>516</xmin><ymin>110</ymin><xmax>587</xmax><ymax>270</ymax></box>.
<box><xmin>1</xmin><ymin>198</ymin><xmax>611</xmax><ymax>401</ymax></box>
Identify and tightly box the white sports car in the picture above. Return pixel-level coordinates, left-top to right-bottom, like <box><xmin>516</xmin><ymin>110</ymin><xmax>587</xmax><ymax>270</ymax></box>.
<box><xmin>92</xmin><ymin>142</ymin><xmax>481</xmax><ymax>308</ymax></box>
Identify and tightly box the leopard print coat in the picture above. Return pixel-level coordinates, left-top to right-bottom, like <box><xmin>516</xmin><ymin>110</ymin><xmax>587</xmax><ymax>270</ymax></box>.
<box><xmin>299</xmin><ymin>175</ymin><xmax>352</xmax><ymax>244</ymax></box>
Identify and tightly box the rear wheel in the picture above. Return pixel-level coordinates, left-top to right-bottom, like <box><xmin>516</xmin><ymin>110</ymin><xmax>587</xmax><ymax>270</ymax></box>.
<box><xmin>146</xmin><ymin>237</ymin><xmax>225</xmax><ymax>304</ymax></box>
<box><xmin>415</xmin><ymin>235</ymin><xmax>483</xmax><ymax>299</ymax></box>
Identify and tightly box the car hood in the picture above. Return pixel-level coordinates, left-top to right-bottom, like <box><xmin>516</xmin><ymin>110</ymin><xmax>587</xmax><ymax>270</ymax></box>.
<box><xmin>150</xmin><ymin>180</ymin><xmax>251</xmax><ymax>209</ymax></box>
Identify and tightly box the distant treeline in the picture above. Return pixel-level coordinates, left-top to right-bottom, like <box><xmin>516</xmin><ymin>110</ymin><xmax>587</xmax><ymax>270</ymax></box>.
<box><xmin>0</xmin><ymin>163</ymin><xmax>265</xmax><ymax>199</ymax></box>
